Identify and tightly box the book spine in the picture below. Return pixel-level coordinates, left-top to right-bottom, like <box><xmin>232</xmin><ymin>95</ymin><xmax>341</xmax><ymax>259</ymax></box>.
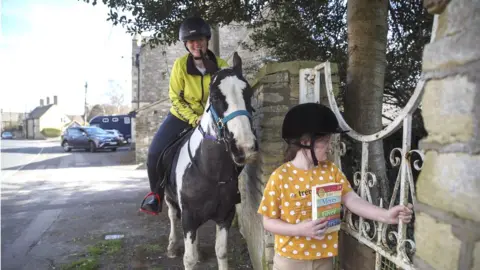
<box><xmin>325</xmin><ymin>218</ymin><xmax>341</xmax><ymax>234</ymax></box>
<box><xmin>316</xmin><ymin>195</ymin><xmax>341</xmax><ymax>206</ymax></box>
<box><xmin>318</xmin><ymin>206</ymin><xmax>341</xmax><ymax>218</ymax></box>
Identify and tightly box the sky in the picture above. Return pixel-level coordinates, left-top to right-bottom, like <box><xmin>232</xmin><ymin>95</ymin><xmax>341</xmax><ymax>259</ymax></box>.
<box><xmin>0</xmin><ymin>0</ymin><xmax>133</xmax><ymax>115</ymax></box>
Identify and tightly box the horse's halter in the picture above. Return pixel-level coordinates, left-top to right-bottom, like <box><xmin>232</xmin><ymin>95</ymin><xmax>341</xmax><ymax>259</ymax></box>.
<box><xmin>204</xmin><ymin>103</ymin><xmax>252</xmax><ymax>141</ymax></box>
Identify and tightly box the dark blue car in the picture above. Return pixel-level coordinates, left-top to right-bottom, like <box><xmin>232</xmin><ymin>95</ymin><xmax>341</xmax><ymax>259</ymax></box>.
<box><xmin>61</xmin><ymin>126</ymin><xmax>120</xmax><ymax>152</ymax></box>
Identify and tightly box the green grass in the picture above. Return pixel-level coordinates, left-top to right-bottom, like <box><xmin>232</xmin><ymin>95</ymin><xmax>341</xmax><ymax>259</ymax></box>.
<box><xmin>141</xmin><ymin>243</ymin><xmax>162</xmax><ymax>253</ymax></box>
<box><xmin>61</xmin><ymin>258</ymin><xmax>99</xmax><ymax>270</ymax></box>
<box><xmin>87</xmin><ymin>239</ymin><xmax>123</xmax><ymax>256</ymax></box>
<box><xmin>60</xmin><ymin>239</ymin><xmax>124</xmax><ymax>270</ymax></box>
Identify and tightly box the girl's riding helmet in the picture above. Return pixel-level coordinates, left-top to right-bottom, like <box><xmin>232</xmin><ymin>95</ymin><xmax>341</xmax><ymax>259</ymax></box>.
<box><xmin>282</xmin><ymin>103</ymin><xmax>348</xmax><ymax>142</ymax></box>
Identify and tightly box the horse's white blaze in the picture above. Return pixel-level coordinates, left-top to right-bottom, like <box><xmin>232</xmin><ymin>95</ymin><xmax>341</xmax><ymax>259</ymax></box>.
<box><xmin>215</xmin><ymin>225</ymin><xmax>228</xmax><ymax>270</ymax></box>
<box><xmin>183</xmin><ymin>231</ymin><xmax>199</xmax><ymax>270</ymax></box>
<box><xmin>175</xmin><ymin>128</ymin><xmax>203</xmax><ymax>211</ymax></box>
<box><xmin>218</xmin><ymin>76</ymin><xmax>256</xmax><ymax>155</ymax></box>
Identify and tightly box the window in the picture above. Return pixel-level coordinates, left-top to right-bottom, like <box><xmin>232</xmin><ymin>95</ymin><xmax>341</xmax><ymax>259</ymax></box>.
<box><xmin>102</xmin><ymin>118</ymin><xmax>109</xmax><ymax>123</ymax></box>
<box><xmin>112</xmin><ymin>117</ymin><xmax>119</xmax><ymax>122</ymax></box>
<box><xmin>124</xmin><ymin>117</ymin><xmax>130</xmax><ymax>124</ymax></box>
<box><xmin>69</xmin><ymin>129</ymin><xmax>82</xmax><ymax>136</ymax></box>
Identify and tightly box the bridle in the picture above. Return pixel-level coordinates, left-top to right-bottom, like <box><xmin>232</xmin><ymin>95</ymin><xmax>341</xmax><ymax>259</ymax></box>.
<box><xmin>186</xmin><ymin>101</ymin><xmax>253</xmax><ymax>184</ymax></box>
<box><xmin>205</xmin><ymin>103</ymin><xmax>252</xmax><ymax>140</ymax></box>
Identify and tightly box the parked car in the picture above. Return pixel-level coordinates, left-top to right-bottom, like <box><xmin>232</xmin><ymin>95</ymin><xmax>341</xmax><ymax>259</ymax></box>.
<box><xmin>61</xmin><ymin>126</ymin><xmax>120</xmax><ymax>152</ymax></box>
<box><xmin>89</xmin><ymin>114</ymin><xmax>132</xmax><ymax>144</ymax></box>
<box><xmin>104</xmin><ymin>129</ymin><xmax>126</xmax><ymax>145</ymax></box>
<box><xmin>1</xmin><ymin>131</ymin><xmax>15</xmax><ymax>139</ymax></box>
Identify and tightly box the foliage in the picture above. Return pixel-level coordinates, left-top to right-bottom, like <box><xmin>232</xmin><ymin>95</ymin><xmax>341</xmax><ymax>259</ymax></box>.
<box><xmin>81</xmin><ymin>0</ymin><xmax>275</xmax><ymax>47</ymax></box>
<box><xmin>246</xmin><ymin>0</ymin><xmax>432</xmax><ymax>117</ymax></box>
<box><xmin>41</xmin><ymin>128</ymin><xmax>62</xmax><ymax>138</ymax></box>
<box><xmin>83</xmin><ymin>0</ymin><xmax>431</xmax><ymax>116</ymax></box>
<box><xmin>87</xmin><ymin>104</ymin><xmax>106</xmax><ymax>122</ymax></box>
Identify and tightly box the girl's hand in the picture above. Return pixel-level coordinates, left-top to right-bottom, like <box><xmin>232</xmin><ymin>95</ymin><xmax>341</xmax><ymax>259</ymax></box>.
<box><xmin>196</xmin><ymin>115</ymin><xmax>202</xmax><ymax>125</ymax></box>
<box><xmin>296</xmin><ymin>218</ymin><xmax>328</xmax><ymax>240</ymax></box>
<box><xmin>384</xmin><ymin>203</ymin><xmax>414</xmax><ymax>224</ymax></box>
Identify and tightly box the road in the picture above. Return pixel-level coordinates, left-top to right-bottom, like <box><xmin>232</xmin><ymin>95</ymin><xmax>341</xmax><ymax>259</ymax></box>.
<box><xmin>0</xmin><ymin>139</ymin><xmax>252</xmax><ymax>270</ymax></box>
<box><xmin>1</xmin><ymin>139</ymin><xmax>145</xmax><ymax>269</ymax></box>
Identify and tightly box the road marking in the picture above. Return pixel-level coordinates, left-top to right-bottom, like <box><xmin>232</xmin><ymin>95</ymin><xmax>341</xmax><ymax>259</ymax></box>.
<box><xmin>2</xmin><ymin>146</ymin><xmax>45</xmax><ymax>180</ymax></box>
<box><xmin>2</xmin><ymin>209</ymin><xmax>62</xmax><ymax>269</ymax></box>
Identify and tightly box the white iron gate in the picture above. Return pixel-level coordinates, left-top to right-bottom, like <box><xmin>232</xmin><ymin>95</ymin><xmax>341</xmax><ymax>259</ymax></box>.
<box><xmin>299</xmin><ymin>62</ymin><xmax>425</xmax><ymax>270</ymax></box>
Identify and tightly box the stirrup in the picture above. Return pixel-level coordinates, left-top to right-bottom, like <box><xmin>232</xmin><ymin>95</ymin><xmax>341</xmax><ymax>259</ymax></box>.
<box><xmin>139</xmin><ymin>192</ymin><xmax>161</xmax><ymax>216</ymax></box>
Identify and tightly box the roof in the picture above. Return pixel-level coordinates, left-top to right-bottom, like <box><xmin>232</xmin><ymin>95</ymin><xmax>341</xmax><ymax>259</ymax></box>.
<box><xmin>28</xmin><ymin>104</ymin><xmax>54</xmax><ymax>119</ymax></box>
<box><xmin>67</xmin><ymin>115</ymin><xmax>84</xmax><ymax>123</ymax></box>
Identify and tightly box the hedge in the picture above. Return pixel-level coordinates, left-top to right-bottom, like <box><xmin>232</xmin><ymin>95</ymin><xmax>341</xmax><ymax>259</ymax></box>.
<box><xmin>41</xmin><ymin>128</ymin><xmax>62</xmax><ymax>138</ymax></box>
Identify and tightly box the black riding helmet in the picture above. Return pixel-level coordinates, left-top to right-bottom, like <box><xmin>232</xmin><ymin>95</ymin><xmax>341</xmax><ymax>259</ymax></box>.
<box><xmin>179</xmin><ymin>17</ymin><xmax>211</xmax><ymax>41</ymax></box>
<box><xmin>282</xmin><ymin>103</ymin><xmax>348</xmax><ymax>166</ymax></box>
<box><xmin>179</xmin><ymin>17</ymin><xmax>212</xmax><ymax>59</ymax></box>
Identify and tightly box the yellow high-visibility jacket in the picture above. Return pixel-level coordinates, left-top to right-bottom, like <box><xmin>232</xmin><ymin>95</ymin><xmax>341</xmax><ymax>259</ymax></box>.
<box><xmin>169</xmin><ymin>51</ymin><xmax>229</xmax><ymax>127</ymax></box>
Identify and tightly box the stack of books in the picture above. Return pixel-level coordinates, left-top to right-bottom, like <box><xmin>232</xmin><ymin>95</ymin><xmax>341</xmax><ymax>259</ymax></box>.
<box><xmin>311</xmin><ymin>183</ymin><xmax>343</xmax><ymax>234</ymax></box>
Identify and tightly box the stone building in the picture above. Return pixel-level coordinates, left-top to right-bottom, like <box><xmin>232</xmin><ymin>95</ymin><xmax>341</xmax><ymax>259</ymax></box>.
<box><xmin>131</xmin><ymin>23</ymin><xmax>270</xmax><ymax>164</ymax></box>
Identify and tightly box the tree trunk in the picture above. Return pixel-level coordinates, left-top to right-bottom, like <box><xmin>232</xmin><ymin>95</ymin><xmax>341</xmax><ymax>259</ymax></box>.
<box><xmin>345</xmin><ymin>0</ymin><xmax>389</xmax><ymax>206</ymax></box>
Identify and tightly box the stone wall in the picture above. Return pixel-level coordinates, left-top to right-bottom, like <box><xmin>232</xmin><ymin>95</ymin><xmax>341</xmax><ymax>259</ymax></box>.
<box><xmin>133</xmin><ymin>99</ymin><xmax>171</xmax><ymax>165</ymax></box>
<box><xmin>236</xmin><ymin>61</ymin><xmax>320</xmax><ymax>270</ymax></box>
<box><xmin>413</xmin><ymin>1</ymin><xmax>480</xmax><ymax>270</ymax></box>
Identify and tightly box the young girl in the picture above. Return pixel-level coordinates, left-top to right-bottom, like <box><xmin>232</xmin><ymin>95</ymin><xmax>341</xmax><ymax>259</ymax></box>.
<box><xmin>257</xmin><ymin>103</ymin><xmax>413</xmax><ymax>270</ymax></box>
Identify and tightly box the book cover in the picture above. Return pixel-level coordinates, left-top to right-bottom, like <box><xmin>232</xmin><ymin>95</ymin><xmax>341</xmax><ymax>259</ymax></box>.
<box><xmin>311</xmin><ymin>183</ymin><xmax>343</xmax><ymax>234</ymax></box>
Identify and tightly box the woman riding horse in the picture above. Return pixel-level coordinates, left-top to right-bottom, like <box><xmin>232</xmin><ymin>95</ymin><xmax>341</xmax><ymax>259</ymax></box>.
<box><xmin>140</xmin><ymin>17</ymin><xmax>231</xmax><ymax>215</ymax></box>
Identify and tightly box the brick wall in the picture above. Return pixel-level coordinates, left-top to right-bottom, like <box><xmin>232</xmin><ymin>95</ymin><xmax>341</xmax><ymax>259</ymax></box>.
<box><xmin>236</xmin><ymin>61</ymin><xmax>321</xmax><ymax>270</ymax></box>
<box><xmin>413</xmin><ymin>1</ymin><xmax>480</xmax><ymax>270</ymax></box>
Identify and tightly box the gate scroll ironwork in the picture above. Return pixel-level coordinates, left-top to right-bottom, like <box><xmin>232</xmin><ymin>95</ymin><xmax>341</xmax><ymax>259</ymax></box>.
<box><xmin>299</xmin><ymin>62</ymin><xmax>426</xmax><ymax>270</ymax></box>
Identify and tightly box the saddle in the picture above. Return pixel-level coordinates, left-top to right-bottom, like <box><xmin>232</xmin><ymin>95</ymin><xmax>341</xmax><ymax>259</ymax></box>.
<box><xmin>155</xmin><ymin>127</ymin><xmax>194</xmax><ymax>191</ymax></box>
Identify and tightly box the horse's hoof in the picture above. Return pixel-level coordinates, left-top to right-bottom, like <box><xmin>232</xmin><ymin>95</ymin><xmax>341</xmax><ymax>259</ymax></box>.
<box><xmin>167</xmin><ymin>246</ymin><xmax>179</xmax><ymax>258</ymax></box>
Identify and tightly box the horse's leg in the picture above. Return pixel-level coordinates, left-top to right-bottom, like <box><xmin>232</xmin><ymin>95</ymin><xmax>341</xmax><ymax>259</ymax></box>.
<box><xmin>215</xmin><ymin>207</ymin><xmax>236</xmax><ymax>270</ymax></box>
<box><xmin>165</xmin><ymin>197</ymin><xmax>180</xmax><ymax>258</ymax></box>
<box><xmin>182</xmin><ymin>210</ymin><xmax>200</xmax><ymax>270</ymax></box>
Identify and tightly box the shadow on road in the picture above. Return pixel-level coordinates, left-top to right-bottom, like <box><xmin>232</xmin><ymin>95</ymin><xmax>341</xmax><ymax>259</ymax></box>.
<box><xmin>1</xmin><ymin>174</ymin><xmax>253</xmax><ymax>270</ymax></box>
<box><xmin>1</xmin><ymin>145</ymin><xmax>131</xmax><ymax>155</ymax></box>
<box><xmin>2</xmin><ymin>148</ymin><xmax>135</xmax><ymax>171</ymax></box>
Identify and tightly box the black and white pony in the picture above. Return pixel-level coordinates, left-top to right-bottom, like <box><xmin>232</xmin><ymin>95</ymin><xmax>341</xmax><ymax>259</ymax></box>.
<box><xmin>162</xmin><ymin>52</ymin><xmax>258</xmax><ymax>270</ymax></box>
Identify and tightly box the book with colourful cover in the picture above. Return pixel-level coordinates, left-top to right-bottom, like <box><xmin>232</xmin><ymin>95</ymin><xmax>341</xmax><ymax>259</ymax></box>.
<box><xmin>311</xmin><ymin>183</ymin><xmax>343</xmax><ymax>234</ymax></box>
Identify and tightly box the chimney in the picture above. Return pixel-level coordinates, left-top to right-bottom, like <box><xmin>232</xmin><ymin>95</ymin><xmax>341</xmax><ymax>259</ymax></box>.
<box><xmin>40</xmin><ymin>99</ymin><xmax>44</xmax><ymax>106</ymax></box>
<box><xmin>54</xmin><ymin>95</ymin><xmax>58</xmax><ymax>105</ymax></box>
<box><xmin>46</xmin><ymin>97</ymin><xmax>50</xmax><ymax>105</ymax></box>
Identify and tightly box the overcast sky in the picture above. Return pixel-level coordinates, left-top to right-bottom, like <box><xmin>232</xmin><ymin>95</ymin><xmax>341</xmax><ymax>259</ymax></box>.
<box><xmin>1</xmin><ymin>0</ymin><xmax>133</xmax><ymax>115</ymax></box>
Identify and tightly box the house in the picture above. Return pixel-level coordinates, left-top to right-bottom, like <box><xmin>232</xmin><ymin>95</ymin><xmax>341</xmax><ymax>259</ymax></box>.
<box><xmin>25</xmin><ymin>96</ymin><xmax>70</xmax><ymax>139</ymax></box>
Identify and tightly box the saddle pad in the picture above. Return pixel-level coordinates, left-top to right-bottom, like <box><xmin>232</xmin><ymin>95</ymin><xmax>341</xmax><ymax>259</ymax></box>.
<box><xmin>156</xmin><ymin>127</ymin><xmax>194</xmax><ymax>189</ymax></box>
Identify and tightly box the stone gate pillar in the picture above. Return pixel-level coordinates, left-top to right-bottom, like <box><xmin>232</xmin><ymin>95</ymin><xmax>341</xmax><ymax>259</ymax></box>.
<box><xmin>414</xmin><ymin>1</ymin><xmax>480</xmax><ymax>270</ymax></box>
<box><xmin>236</xmin><ymin>61</ymin><xmax>320</xmax><ymax>270</ymax></box>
